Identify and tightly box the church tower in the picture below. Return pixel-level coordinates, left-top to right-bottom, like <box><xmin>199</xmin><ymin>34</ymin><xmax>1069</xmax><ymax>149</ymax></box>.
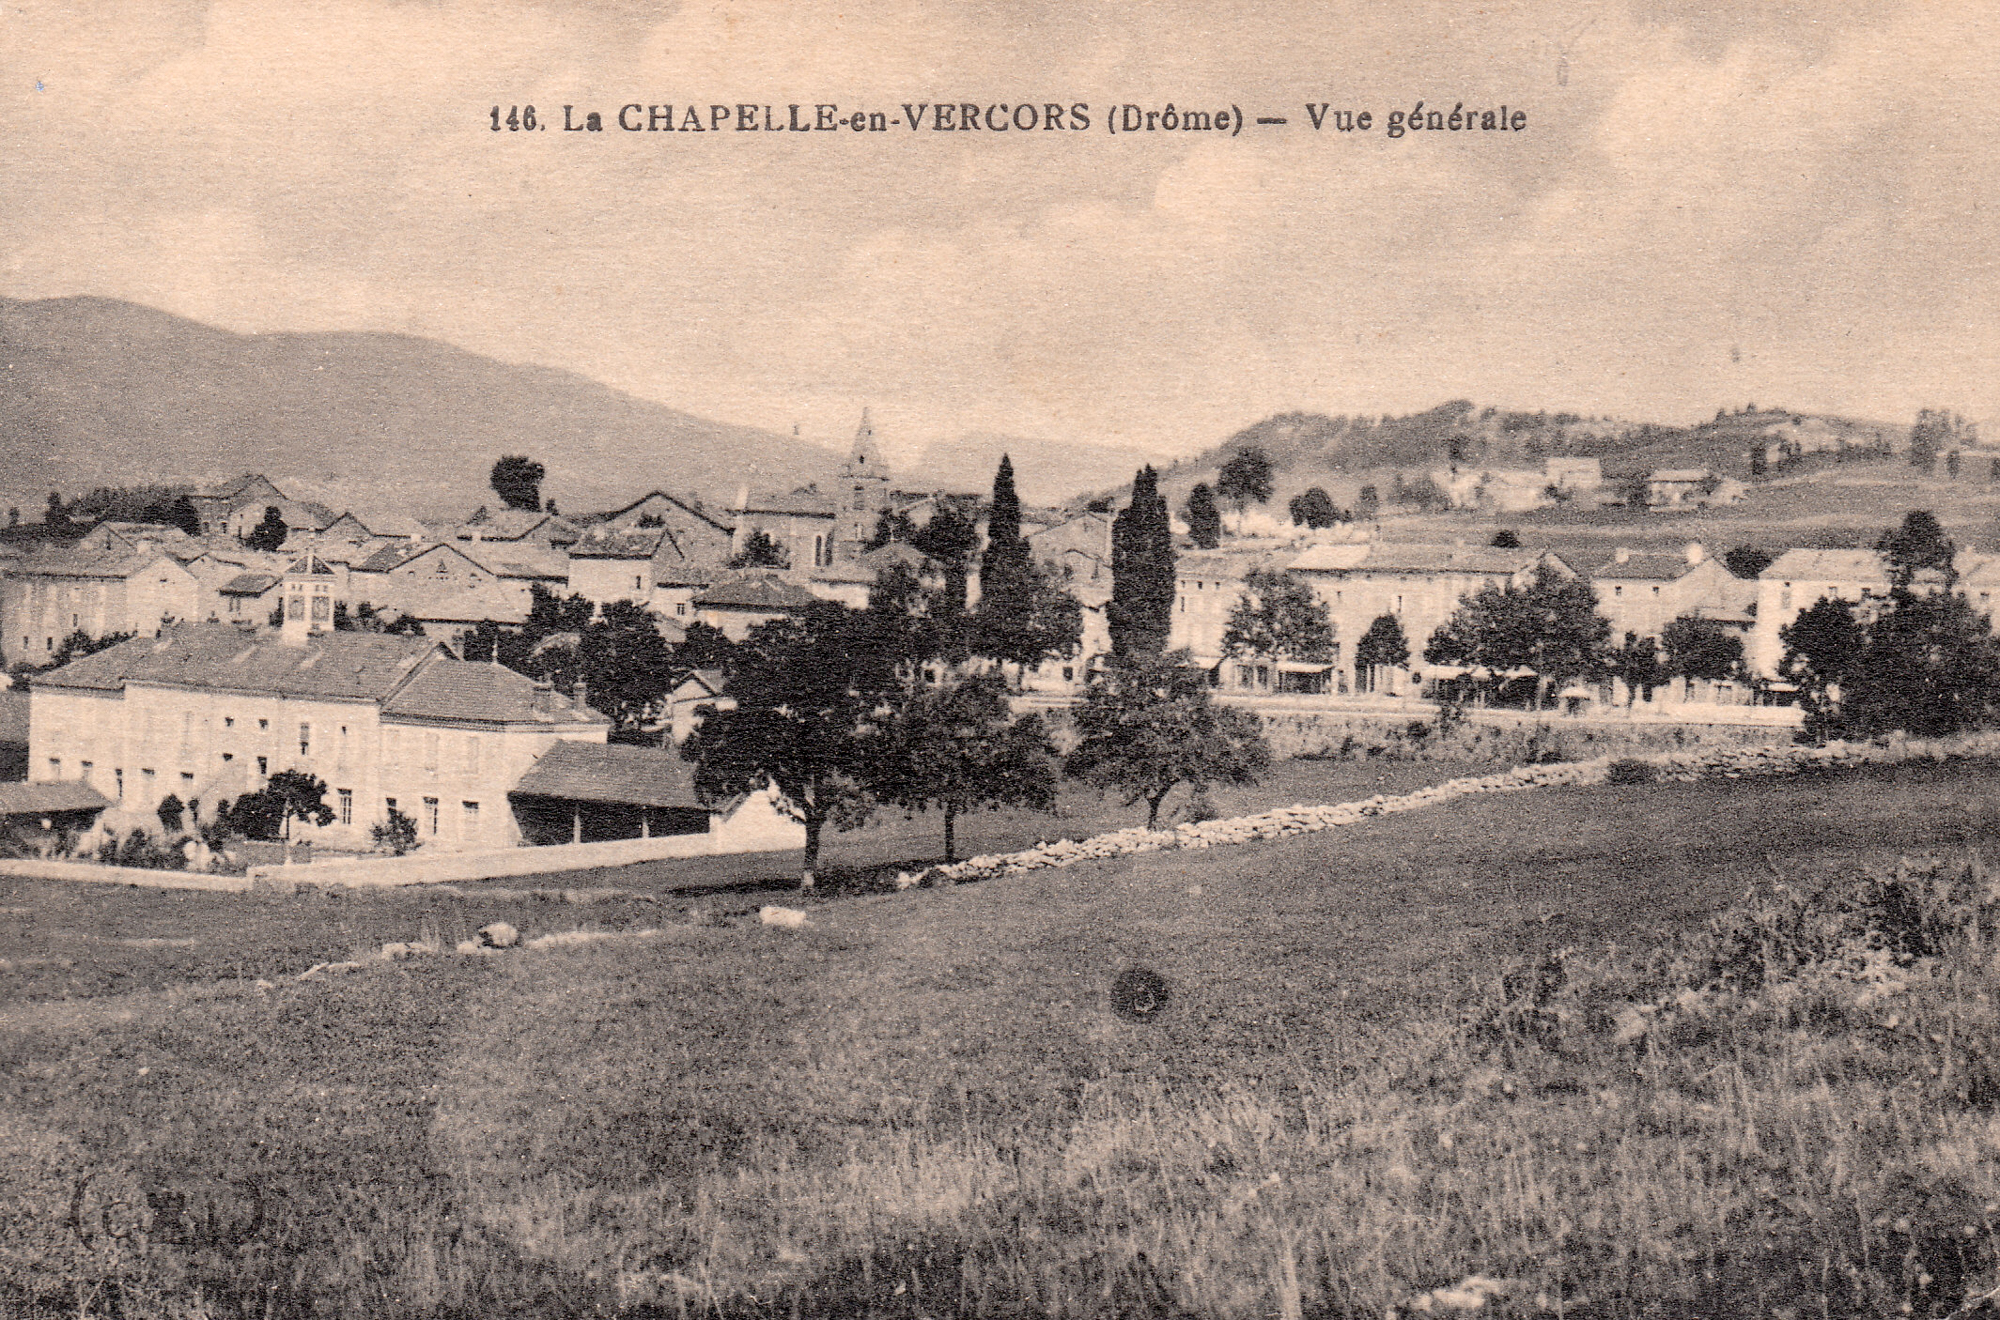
<box><xmin>836</xmin><ymin>408</ymin><xmax>892</xmax><ymax>562</ymax></box>
<box><xmin>279</xmin><ymin>554</ymin><xmax>337</xmax><ymax>646</ymax></box>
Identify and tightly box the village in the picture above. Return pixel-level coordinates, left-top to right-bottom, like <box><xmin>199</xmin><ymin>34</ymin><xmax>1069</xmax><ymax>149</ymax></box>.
<box><xmin>0</xmin><ymin>399</ymin><xmax>1992</xmax><ymax>875</ymax></box>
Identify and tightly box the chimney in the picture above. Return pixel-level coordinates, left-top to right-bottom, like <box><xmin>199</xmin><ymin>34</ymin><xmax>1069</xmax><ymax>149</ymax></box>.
<box><xmin>572</xmin><ymin>679</ymin><xmax>588</xmax><ymax>711</ymax></box>
<box><xmin>1613</xmin><ymin>546</ymin><xmax>1631</xmax><ymax>564</ymax></box>
<box><xmin>1685</xmin><ymin>541</ymin><xmax>1705</xmax><ymax>565</ymax></box>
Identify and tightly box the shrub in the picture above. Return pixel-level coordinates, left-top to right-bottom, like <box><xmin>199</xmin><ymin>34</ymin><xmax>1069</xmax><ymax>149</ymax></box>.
<box><xmin>1606</xmin><ymin>757</ymin><xmax>1657</xmax><ymax>784</ymax></box>
<box><xmin>371</xmin><ymin>806</ymin><xmax>420</xmax><ymax>856</ymax></box>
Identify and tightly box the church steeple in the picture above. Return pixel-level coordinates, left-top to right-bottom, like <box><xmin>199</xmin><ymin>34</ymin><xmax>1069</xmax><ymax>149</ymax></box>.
<box><xmin>847</xmin><ymin>407</ymin><xmax>886</xmax><ymax>477</ymax></box>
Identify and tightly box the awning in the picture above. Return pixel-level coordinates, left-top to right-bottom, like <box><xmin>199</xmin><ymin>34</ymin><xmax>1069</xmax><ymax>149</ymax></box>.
<box><xmin>1275</xmin><ymin>661</ymin><xmax>1335</xmax><ymax>673</ymax></box>
<box><xmin>0</xmin><ymin>780</ymin><xmax>113</xmax><ymax>816</ymax></box>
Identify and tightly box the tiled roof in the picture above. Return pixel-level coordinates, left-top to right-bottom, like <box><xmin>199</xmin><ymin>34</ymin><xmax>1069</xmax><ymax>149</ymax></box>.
<box><xmin>1592</xmin><ymin>553</ymin><xmax>1701</xmax><ymax>582</ymax></box>
<box><xmin>571</xmin><ymin>528</ymin><xmax>666</xmax><ymax>559</ymax></box>
<box><xmin>857</xmin><ymin>542</ymin><xmax>931</xmax><ymax>572</ymax></box>
<box><xmin>0</xmin><ymin>780</ymin><xmax>113</xmax><ymax>816</ymax></box>
<box><xmin>355</xmin><ymin>543</ymin><xmax>426</xmax><ymax>573</ymax></box>
<box><xmin>383</xmin><ymin>578</ymin><xmax>531</xmax><ymax>624</ymax></box>
<box><xmin>1283</xmin><ymin>544</ymin><xmax>1371</xmax><ymax>573</ymax></box>
<box><xmin>382</xmin><ymin>661</ymin><xmax>608</xmax><ymax>726</ymax></box>
<box><xmin>1358</xmin><ymin>544</ymin><xmax>1545</xmax><ymax>575</ymax></box>
<box><xmin>284</xmin><ymin>554</ymin><xmax>337</xmax><ymax>577</ymax></box>
<box><xmin>7</xmin><ymin>547</ymin><xmax>178</xmax><ymax>580</ymax></box>
<box><xmin>34</xmin><ymin>623</ymin><xmax>442</xmax><ymax>699</ymax></box>
<box><xmin>218</xmin><ymin>572</ymin><xmax>281</xmax><ymax>596</ymax></box>
<box><xmin>196</xmin><ymin>473</ymin><xmax>272</xmax><ymax>501</ymax></box>
<box><xmin>691</xmin><ymin>574</ymin><xmax>823</xmax><ymax>610</ymax></box>
<box><xmin>510</xmin><ymin>739</ymin><xmax>698</xmax><ymax>808</ymax></box>
<box><xmin>463</xmin><ymin>508</ymin><xmax>555</xmax><ymax>539</ymax></box>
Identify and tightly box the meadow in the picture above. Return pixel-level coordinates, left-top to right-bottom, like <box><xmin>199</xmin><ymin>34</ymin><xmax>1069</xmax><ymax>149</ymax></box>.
<box><xmin>7</xmin><ymin>755</ymin><xmax>2000</xmax><ymax>1317</ymax></box>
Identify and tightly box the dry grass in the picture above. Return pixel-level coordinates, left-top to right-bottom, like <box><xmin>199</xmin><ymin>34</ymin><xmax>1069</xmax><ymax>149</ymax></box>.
<box><xmin>8</xmin><ymin>758</ymin><xmax>2000</xmax><ymax>1317</ymax></box>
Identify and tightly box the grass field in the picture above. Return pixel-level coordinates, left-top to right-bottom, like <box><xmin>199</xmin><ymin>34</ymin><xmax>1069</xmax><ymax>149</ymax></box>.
<box><xmin>7</xmin><ymin>756</ymin><xmax>2000</xmax><ymax>1317</ymax></box>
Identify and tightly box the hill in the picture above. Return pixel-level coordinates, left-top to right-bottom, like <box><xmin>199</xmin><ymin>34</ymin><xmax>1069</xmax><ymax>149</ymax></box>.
<box><xmin>0</xmin><ymin>296</ymin><xmax>855</xmax><ymax>522</ymax></box>
<box><xmin>906</xmin><ymin>432</ymin><xmax>1158</xmax><ymax>506</ymax></box>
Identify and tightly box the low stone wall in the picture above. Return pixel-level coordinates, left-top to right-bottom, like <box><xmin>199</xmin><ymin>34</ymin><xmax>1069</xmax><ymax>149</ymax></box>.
<box><xmin>910</xmin><ymin>730</ymin><xmax>2000</xmax><ymax>888</ymax></box>
<box><xmin>0</xmin><ymin>857</ymin><xmax>253</xmax><ymax>893</ymax></box>
<box><xmin>244</xmin><ymin>831</ymin><xmax>719</xmax><ymax>889</ymax></box>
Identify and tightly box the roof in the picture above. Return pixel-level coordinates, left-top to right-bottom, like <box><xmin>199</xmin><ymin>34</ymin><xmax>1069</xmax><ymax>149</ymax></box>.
<box><xmin>218</xmin><ymin>572</ymin><xmax>281</xmax><ymax>596</ymax></box>
<box><xmin>194</xmin><ymin>473</ymin><xmax>275</xmax><ymax>501</ymax></box>
<box><xmin>463</xmin><ymin>508</ymin><xmax>558</xmax><ymax>539</ymax></box>
<box><xmin>673</xmin><ymin>668</ymin><xmax>725</xmax><ymax>698</ymax></box>
<box><xmin>857</xmin><ymin>541</ymin><xmax>932</xmax><ymax>572</ymax></box>
<box><xmin>510</xmin><ymin>739</ymin><xmax>699</xmax><ymax>807</ymax></box>
<box><xmin>570</xmin><ymin>527</ymin><xmax>666</xmax><ymax>559</ymax></box>
<box><xmin>1358</xmin><ymin>544</ymin><xmax>1548</xmax><ymax>576</ymax></box>
<box><xmin>692</xmin><ymin>574</ymin><xmax>823</xmax><ymax>610</ymax></box>
<box><xmin>0</xmin><ymin>780</ymin><xmax>113</xmax><ymax>816</ymax></box>
<box><xmin>1651</xmin><ymin>469</ymin><xmax>1711</xmax><ymax>483</ymax></box>
<box><xmin>811</xmin><ymin>563</ymin><xmax>877</xmax><ymax>585</ymax></box>
<box><xmin>6</xmin><ymin>546</ymin><xmax>185</xmax><ymax>581</ymax></box>
<box><xmin>1592</xmin><ymin>553</ymin><xmax>1703</xmax><ymax>582</ymax></box>
<box><xmin>1760</xmin><ymin>549</ymin><xmax>1887</xmax><ymax>581</ymax></box>
<box><xmin>34</xmin><ymin>623</ymin><xmax>442</xmax><ymax>700</ymax></box>
<box><xmin>354</xmin><ymin>542</ymin><xmax>427</xmax><ymax>573</ymax></box>
<box><xmin>738</xmin><ymin>489</ymin><xmax>836</xmax><ymax>518</ymax></box>
<box><xmin>284</xmin><ymin>554</ymin><xmax>337</xmax><ymax>577</ymax></box>
<box><xmin>382</xmin><ymin>661</ymin><xmax>608</xmax><ymax>726</ymax></box>
<box><xmin>1283</xmin><ymin>544</ymin><xmax>1372</xmax><ymax>573</ymax></box>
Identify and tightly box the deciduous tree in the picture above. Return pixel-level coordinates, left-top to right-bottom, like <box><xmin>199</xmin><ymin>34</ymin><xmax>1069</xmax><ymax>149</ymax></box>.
<box><xmin>1423</xmin><ymin>570</ymin><xmax>1610</xmax><ymax>707</ymax></box>
<box><xmin>1066</xmin><ymin>649</ymin><xmax>1269</xmax><ymax>828</ymax></box>
<box><xmin>489</xmin><ymin>455</ymin><xmax>546</xmax><ymax>511</ymax></box>
<box><xmin>1353</xmin><ymin>614</ymin><xmax>1410</xmax><ymax>692</ymax></box>
<box><xmin>681</xmin><ymin>602</ymin><xmax>901</xmax><ymax>886</ymax></box>
<box><xmin>1222</xmin><ymin>569</ymin><xmax>1333</xmax><ymax>662</ymax></box>
<box><xmin>868</xmin><ymin>672</ymin><xmax>1059</xmax><ymax>862</ymax></box>
<box><xmin>1184</xmin><ymin>482</ymin><xmax>1222</xmax><ymax>548</ymax></box>
<box><xmin>1288</xmin><ymin>486</ymin><xmax>1341</xmax><ymax>529</ymax></box>
<box><xmin>1216</xmin><ymin>447</ymin><xmax>1274</xmax><ymax>510</ymax></box>
<box><xmin>244</xmin><ymin>506</ymin><xmax>288</xmax><ymax>552</ymax></box>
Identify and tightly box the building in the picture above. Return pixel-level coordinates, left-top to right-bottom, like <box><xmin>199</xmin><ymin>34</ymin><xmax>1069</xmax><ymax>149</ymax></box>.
<box><xmin>690</xmin><ymin>574</ymin><xmax>824</xmax><ymax>640</ymax></box>
<box><xmin>1590</xmin><ymin>543</ymin><xmax>1753</xmax><ymax>644</ymax></box>
<box><xmin>187</xmin><ymin>474</ymin><xmax>285</xmax><ymax>537</ymax></box>
<box><xmin>1</xmin><ymin>545</ymin><xmax>205</xmax><ymax>666</ymax></box>
<box><xmin>223</xmin><ymin>496</ymin><xmax>338</xmax><ymax>543</ymax></box>
<box><xmin>834</xmin><ymin>409</ymin><xmax>893</xmax><ymax>561</ymax></box>
<box><xmin>1749</xmin><ymin>548</ymin><xmax>1888</xmax><ymax>677</ymax></box>
<box><xmin>567</xmin><ymin>521</ymin><xmax>728</xmax><ymax>621</ymax></box>
<box><xmin>27</xmin><ymin>566</ymin><xmax>610</xmax><ymax>850</ymax></box>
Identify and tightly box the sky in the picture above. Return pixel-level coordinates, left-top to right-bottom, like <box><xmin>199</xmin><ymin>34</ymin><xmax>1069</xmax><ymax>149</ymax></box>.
<box><xmin>4</xmin><ymin>0</ymin><xmax>1996</xmax><ymax>467</ymax></box>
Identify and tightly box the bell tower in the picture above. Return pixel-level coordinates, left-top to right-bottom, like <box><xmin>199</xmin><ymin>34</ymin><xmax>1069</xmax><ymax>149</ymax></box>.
<box><xmin>837</xmin><ymin>407</ymin><xmax>892</xmax><ymax>562</ymax></box>
<box><xmin>279</xmin><ymin>554</ymin><xmax>337</xmax><ymax>646</ymax></box>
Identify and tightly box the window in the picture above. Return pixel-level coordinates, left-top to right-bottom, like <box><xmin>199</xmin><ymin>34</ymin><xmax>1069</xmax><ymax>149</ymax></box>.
<box><xmin>423</xmin><ymin>797</ymin><xmax>439</xmax><ymax>835</ymax></box>
<box><xmin>1062</xmin><ymin>666</ymin><xmax>1074</xmax><ymax>682</ymax></box>
<box><xmin>48</xmin><ymin>758</ymin><xmax>60</xmax><ymax>778</ymax></box>
<box><xmin>337</xmin><ymin>789</ymin><xmax>353</xmax><ymax>825</ymax></box>
<box><xmin>142</xmin><ymin>768</ymin><xmax>155</xmax><ymax>790</ymax></box>
<box><xmin>1178</xmin><ymin>597</ymin><xmax>1186</xmax><ymax>612</ymax></box>
<box><xmin>463</xmin><ymin>801</ymin><xmax>479</xmax><ymax>832</ymax></box>
<box><xmin>1613</xmin><ymin>585</ymin><xmax>1623</xmax><ymax>597</ymax></box>
<box><xmin>299</xmin><ymin>723</ymin><xmax>311</xmax><ymax>756</ymax></box>
<box><xmin>114</xmin><ymin>768</ymin><xmax>124</xmax><ymax>798</ymax></box>
<box><xmin>424</xmin><ymin>732</ymin><xmax>439</xmax><ymax>772</ymax></box>
<box><xmin>71</xmin><ymin>613</ymin><xmax>79</xmax><ymax>629</ymax></box>
<box><xmin>181</xmin><ymin>772</ymin><xmax>194</xmax><ymax>787</ymax></box>
<box><xmin>224</xmin><ymin>716</ymin><xmax>234</xmax><ymax>728</ymax></box>
<box><xmin>634</xmin><ymin>574</ymin><xmax>644</xmax><ymax>592</ymax></box>
<box><xmin>1394</xmin><ymin>595</ymin><xmax>1404</xmax><ymax>614</ymax></box>
<box><xmin>1780</xmin><ymin>585</ymin><xmax>1793</xmax><ymax>610</ymax></box>
<box><xmin>676</xmin><ymin>602</ymin><xmax>686</xmax><ymax>616</ymax></box>
<box><xmin>256</xmin><ymin>756</ymin><xmax>268</xmax><ymax>776</ymax></box>
<box><xmin>257</xmin><ymin>719</ymin><xmax>268</xmax><ymax>731</ymax></box>
<box><xmin>466</xmin><ymin>736</ymin><xmax>481</xmax><ymax>776</ymax></box>
<box><xmin>220</xmin><ymin>752</ymin><xmax>234</xmax><ymax>763</ymax></box>
<box><xmin>1651</xmin><ymin>585</ymin><xmax>1661</xmax><ymax>596</ymax></box>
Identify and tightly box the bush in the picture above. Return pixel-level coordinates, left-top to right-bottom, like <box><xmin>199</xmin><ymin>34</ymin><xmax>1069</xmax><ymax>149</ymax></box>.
<box><xmin>1606</xmin><ymin>757</ymin><xmax>1657</xmax><ymax>784</ymax></box>
<box><xmin>371</xmin><ymin>806</ymin><xmax>420</xmax><ymax>856</ymax></box>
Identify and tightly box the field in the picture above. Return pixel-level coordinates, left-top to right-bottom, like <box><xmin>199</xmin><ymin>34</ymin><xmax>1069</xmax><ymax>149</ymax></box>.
<box><xmin>7</xmin><ymin>755</ymin><xmax>2000</xmax><ymax>1317</ymax></box>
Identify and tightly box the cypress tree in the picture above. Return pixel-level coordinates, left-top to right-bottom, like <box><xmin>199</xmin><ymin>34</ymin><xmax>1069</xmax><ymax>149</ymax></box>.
<box><xmin>977</xmin><ymin>455</ymin><xmax>1034</xmax><ymax>639</ymax></box>
<box><xmin>1110</xmin><ymin>465</ymin><xmax>1175</xmax><ymax>656</ymax></box>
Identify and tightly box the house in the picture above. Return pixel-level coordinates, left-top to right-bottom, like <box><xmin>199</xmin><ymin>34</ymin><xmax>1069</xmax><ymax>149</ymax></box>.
<box><xmin>1</xmin><ymin>546</ymin><xmax>205</xmax><ymax>666</ymax></box>
<box><xmin>728</xmin><ymin>487</ymin><xmax>838</xmax><ymax>571</ymax></box>
<box><xmin>27</xmin><ymin>562</ymin><xmax>610</xmax><ymax>851</ymax></box>
<box><xmin>568</xmin><ymin>521</ymin><xmax>726</xmax><ymax>621</ymax></box>
<box><xmin>188</xmin><ymin>474</ymin><xmax>285</xmax><ymax>537</ymax></box>
<box><xmin>1169</xmin><ymin>547</ymin><xmax>1326</xmax><ymax>691</ymax></box>
<box><xmin>0</xmin><ymin>779</ymin><xmax>113</xmax><ymax>854</ymax></box>
<box><xmin>690</xmin><ymin>574</ymin><xmax>823</xmax><ymax>640</ymax></box>
<box><xmin>1590</xmin><ymin>543</ymin><xmax>1754</xmax><ymax>644</ymax></box>
<box><xmin>667</xmin><ymin>668</ymin><xmax>732</xmax><ymax>744</ymax></box>
<box><xmin>73</xmin><ymin>522</ymin><xmax>198</xmax><ymax>557</ymax></box>
<box><xmin>349</xmin><ymin>541</ymin><xmax>534</xmax><ymax>641</ymax></box>
<box><xmin>1287</xmin><ymin>541</ymin><xmax>1576</xmax><ymax>695</ymax></box>
<box><xmin>1027</xmin><ymin>510</ymin><xmax>1114</xmax><ymax>591</ymax></box>
<box><xmin>1749</xmin><ymin>549</ymin><xmax>1888</xmax><ymax>678</ymax></box>
<box><xmin>223</xmin><ymin>496</ymin><xmax>338</xmax><ymax>543</ymax></box>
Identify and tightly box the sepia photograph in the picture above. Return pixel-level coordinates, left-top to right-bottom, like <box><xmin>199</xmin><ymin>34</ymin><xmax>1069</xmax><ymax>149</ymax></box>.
<box><xmin>4</xmin><ymin>1</ymin><xmax>2000</xmax><ymax>1316</ymax></box>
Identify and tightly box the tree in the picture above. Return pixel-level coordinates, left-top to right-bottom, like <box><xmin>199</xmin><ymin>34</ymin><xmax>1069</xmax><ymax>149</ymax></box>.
<box><xmin>1185</xmin><ymin>482</ymin><xmax>1222</xmax><ymax>549</ymax></box>
<box><xmin>1288</xmin><ymin>487</ymin><xmax>1341</xmax><ymax>529</ymax></box>
<box><xmin>729</xmin><ymin>528</ymin><xmax>790</xmax><ymax>569</ymax></box>
<box><xmin>574</xmin><ymin>599</ymin><xmax>676</xmax><ymax>731</ymax></box>
<box><xmin>371</xmin><ymin>806</ymin><xmax>420</xmax><ymax>855</ymax></box>
<box><xmin>229</xmin><ymin>770</ymin><xmax>334</xmax><ymax>856</ymax></box>
<box><xmin>675</xmin><ymin>620</ymin><xmax>738</xmax><ymax>674</ymax></box>
<box><xmin>244</xmin><ymin>506</ymin><xmax>288</xmax><ymax>552</ymax></box>
<box><xmin>681</xmin><ymin>602</ymin><xmax>901</xmax><ymax>886</ymax></box>
<box><xmin>1838</xmin><ymin>586</ymin><xmax>2000</xmax><ymax>739</ymax></box>
<box><xmin>869</xmin><ymin>673</ymin><xmax>1059</xmax><ymax>862</ymax></box>
<box><xmin>40</xmin><ymin>630</ymin><xmax>136</xmax><ymax>673</ymax></box>
<box><xmin>909</xmin><ymin>502</ymin><xmax>980</xmax><ymax>619</ymax></box>
<box><xmin>1109</xmin><ymin>465</ymin><xmax>1175</xmax><ymax>656</ymax></box>
<box><xmin>1779</xmin><ymin>596</ymin><xmax>1865</xmax><ymax>743</ymax></box>
<box><xmin>975</xmin><ymin>455</ymin><xmax>1036</xmax><ymax>654</ymax></box>
<box><xmin>43</xmin><ymin>492</ymin><xmax>70</xmax><ymax>533</ymax></box>
<box><xmin>490</xmin><ymin>455</ymin><xmax>546</xmax><ymax>511</ymax></box>
<box><xmin>1222</xmin><ymin>569</ymin><xmax>1333</xmax><ymax>662</ymax></box>
<box><xmin>1875</xmin><ymin>509</ymin><xmax>1955</xmax><ymax>588</ymax></box>
<box><xmin>1356</xmin><ymin>484</ymin><xmax>1380</xmax><ymax>520</ymax></box>
<box><xmin>1722</xmin><ymin>546</ymin><xmax>1775</xmax><ymax>580</ymax></box>
<box><xmin>1610</xmin><ymin>632</ymin><xmax>1665</xmax><ymax>707</ymax></box>
<box><xmin>868</xmin><ymin>507</ymin><xmax>916</xmax><ymax>549</ymax></box>
<box><xmin>1066</xmin><ymin>650</ymin><xmax>1270</xmax><ymax>828</ymax></box>
<box><xmin>1660</xmin><ymin>615</ymin><xmax>1743</xmax><ymax>685</ymax></box>
<box><xmin>166</xmin><ymin>494</ymin><xmax>201</xmax><ymax>537</ymax></box>
<box><xmin>1424</xmin><ymin>570</ymin><xmax>1610</xmax><ymax>707</ymax></box>
<box><xmin>1353</xmin><ymin>614</ymin><xmax>1410</xmax><ymax>693</ymax></box>
<box><xmin>1909</xmin><ymin>410</ymin><xmax>1945</xmax><ymax>471</ymax></box>
<box><xmin>975</xmin><ymin>559</ymin><xmax>1083</xmax><ymax>677</ymax></box>
<box><xmin>1490</xmin><ymin>529</ymin><xmax>1521</xmax><ymax>548</ymax></box>
<box><xmin>155</xmin><ymin>794</ymin><xmax>186</xmax><ymax>836</ymax></box>
<box><xmin>1215</xmin><ymin>447</ymin><xmax>1274</xmax><ymax>510</ymax></box>
<box><xmin>1948</xmin><ymin>450</ymin><xmax>1962</xmax><ymax>479</ymax></box>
